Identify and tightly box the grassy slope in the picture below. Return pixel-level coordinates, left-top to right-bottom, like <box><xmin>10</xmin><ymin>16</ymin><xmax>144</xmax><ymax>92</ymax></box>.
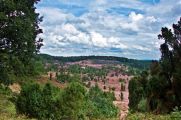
<box><xmin>126</xmin><ymin>112</ymin><xmax>181</xmax><ymax>120</ymax></box>
<box><xmin>0</xmin><ymin>91</ymin><xmax>36</xmax><ymax>120</ymax></box>
<box><xmin>0</xmin><ymin>81</ymin><xmax>119</xmax><ymax>120</ymax></box>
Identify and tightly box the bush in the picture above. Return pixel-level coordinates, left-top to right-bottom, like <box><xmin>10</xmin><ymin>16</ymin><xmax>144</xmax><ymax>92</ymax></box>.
<box><xmin>170</xmin><ymin>107</ymin><xmax>181</xmax><ymax>120</ymax></box>
<box><xmin>0</xmin><ymin>84</ymin><xmax>12</xmax><ymax>95</ymax></box>
<box><xmin>129</xmin><ymin>77</ymin><xmax>144</xmax><ymax>111</ymax></box>
<box><xmin>16</xmin><ymin>82</ymin><xmax>89</xmax><ymax>120</ymax></box>
<box><xmin>59</xmin><ymin>82</ymin><xmax>87</xmax><ymax>120</ymax></box>
<box><xmin>16</xmin><ymin>83</ymin><xmax>61</xmax><ymax>120</ymax></box>
<box><xmin>126</xmin><ymin>112</ymin><xmax>172</xmax><ymax>120</ymax></box>
<box><xmin>57</xmin><ymin>73</ymin><xmax>80</xmax><ymax>83</ymax></box>
<box><xmin>138</xmin><ymin>98</ymin><xmax>147</xmax><ymax>112</ymax></box>
<box><xmin>88</xmin><ymin>85</ymin><xmax>118</xmax><ymax>118</ymax></box>
<box><xmin>16</xmin><ymin>82</ymin><xmax>119</xmax><ymax>120</ymax></box>
<box><xmin>127</xmin><ymin>107</ymin><xmax>181</xmax><ymax>120</ymax></box>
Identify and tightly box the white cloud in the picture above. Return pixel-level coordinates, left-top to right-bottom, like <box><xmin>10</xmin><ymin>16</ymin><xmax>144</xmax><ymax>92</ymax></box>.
<box><xmin>91</xmin><ymin>31</ymin><xmax>108</xmax><ymax>47</ymax></box>
<box><xmin>129</xmin><ymin>12</ymin><xmax>144</xmax><ymax>22</ymax></box>
<box><xmin>37</xmin><ymin>0</ymin><xmax>181</xmax><ymax>59</ymax></box>
<box><xmin>132</xmin><ymin>45</ymin><xmax>151</xmax><ymax>52</ymax></box>
<box><xmin>146</xmin><ymin>16</ymin><xmax>157</xmax><ymax>23</ymax></box>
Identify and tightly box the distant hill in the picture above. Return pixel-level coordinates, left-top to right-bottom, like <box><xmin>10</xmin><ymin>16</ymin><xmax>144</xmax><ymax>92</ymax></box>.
<box><xmin>38</xmin><ymin>54</ymin><xmax>152</xmax><ymax>70</ymax></box>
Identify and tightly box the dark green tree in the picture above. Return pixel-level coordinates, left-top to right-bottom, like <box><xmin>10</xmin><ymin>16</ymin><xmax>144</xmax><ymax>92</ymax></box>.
<box><xmin>129</xmin><ymin>76</ymin><xmax>144</xmax><ymax>110</ymax></box>
<box><xmin>16</xmin><ymin>83</ymin><xmax>62</xmax><ymax>120</ymax></box>
<box><xmin>60</xmin><ymin>82</ymin><xmax>87</xmax><ymax>120</ymax></box>
<box><xmin>146</xmin><ymin>18</ymin><xmax>181</xmax><ymax>113</ymax></box>
<box><xmin>0</xmin><ymin>0</ymin><xmax>43</xmax><ymax>85</ymax></box>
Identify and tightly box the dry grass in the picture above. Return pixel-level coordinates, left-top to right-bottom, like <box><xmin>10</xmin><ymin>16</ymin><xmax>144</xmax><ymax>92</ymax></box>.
<box><xmin>0</xmin><ymin>94</ymin><xmax>35</xmax><ymax>120</ymax></box>
<box><xmin>126</xmin><ymin>112</ymin><xmax>175</xmax><ymax>120</ymax></box>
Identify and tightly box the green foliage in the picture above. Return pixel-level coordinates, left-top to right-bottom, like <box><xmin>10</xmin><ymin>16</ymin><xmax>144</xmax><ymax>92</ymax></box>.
<box><xmin>129</xmin><ymin>76</ymin><xmax>145</xmax><ymax>111</ymax></box>
<box><xmin>57</xmin><ymin>72</ymin><xmax>80</xmax><ymax>83</ymax></box>
<box><xmin>128</xmin><ymin>18</ymin><xmax>181</xmax><ymax>113</ymax></box>
<box><xmin>16</xmin><ymin>82</ymin><xmax>118</xmax><ymax>120</ymax></box>
<box><xmin>59</xmin><ymin>82</ymin><xmax>87</xmax><ymax>120</ymax></box>
<box><xmin>145</xmin><ymin>18</ymin><xmax>181</xmax><ymax>112</ymax></box>
<box><xmin>32</xmin><ymin>59</ymin><xmax>45</xmax><ymax>75</ymax></box>
<box><xmin>0</xmin><ymin>86</ymin><xmax>36</xmax><ymax>120</ymax></box>
<box><xmin>127</xmin><ymin>109</ymin><xmax>181</xmax><ymax>120</ymax></box>
<box><xmin>170</xmin><ymin>107</ymin><xmax>181</xmax><ymax>120</ymax></box>
<box><xmin>68</xmin><ymin>64</ymin><xmax>108</xmax><ymax>79</ymax></box>
<box><xmin>39</xmin><ymin>54</ymin><xmax>151</xmax><ymax>70</ymax></box>
<box><xmin>138</xmin><ymin>98</ymin><xmax>147</xmax><ymax>112</ymax></box>
<box><xmin>126</xmin><ymin>66</ymin><xmax>142</xmax><ymax>76</ymax></box>
<box><xmin>88</xmin><ymin>85</ymin><xmax>118</xmax><ymax>118</ymax></box>
<box><xmin>0</xmin><ymin>94</ymin><xmax>16</xmax><ymax>116</ymax></box>
<box><xmin>0</xmin><ymin>84</ymin><xmax>33</xmax><ymax>119</ymax></box>
<box><xmin>126</xmin><ymin>112</ymin><xmax>173</xmax><ymax>120</ymax></box>
<box><xmin>16</xmin><ymin>83</ymin><xmax>61</xmax><ymax>120</ymax></box>
<box><xmin>0</xmin><ymin>84</ymin><xmax>12</xmax><ymax>95</ymax></box>
<box><xmin>0</xmin><ymin>0</ymin><xmax>43</xmax><ymax>85</ymax></box>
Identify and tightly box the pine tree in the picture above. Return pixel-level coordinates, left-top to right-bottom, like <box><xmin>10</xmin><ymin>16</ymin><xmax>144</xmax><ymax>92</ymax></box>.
<box><xmin>146</xmin><ymin>18</ymin><xmax>181</xmax><ymax>112</ymax></box>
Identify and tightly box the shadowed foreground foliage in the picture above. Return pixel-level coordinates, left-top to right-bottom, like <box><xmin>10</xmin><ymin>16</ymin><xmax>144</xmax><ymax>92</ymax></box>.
<box><xmin>128</xmin><ymin>18</ymin><xmax>181</xmax><ymax>115</ymax></box>
<box><xmin>16</xmin><ymin>82</ymin><xmax>118</xmax><ymax>120</ymax></box>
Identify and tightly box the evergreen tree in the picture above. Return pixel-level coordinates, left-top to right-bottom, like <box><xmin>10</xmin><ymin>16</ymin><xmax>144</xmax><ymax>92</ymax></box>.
<box><xmin>60</xmin><ymin>82</ymin><xmax>87</xmax><ymax>120</ymax></box>
<box><xmin>0</xmin><ymin>0</ymin><xmax>43</xmax><ymax>85</ymax></box>
<box><xmin>146</xmin><ymin>18</ymin><xmax>181</xmax><ymax>113</ymax></box>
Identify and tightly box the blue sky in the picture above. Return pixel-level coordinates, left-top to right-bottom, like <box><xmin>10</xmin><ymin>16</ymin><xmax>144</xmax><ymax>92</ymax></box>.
<box><xmin>37</xmin><ymin>0</ymin><xmax>181</xmax><ymax>60</ymax></box>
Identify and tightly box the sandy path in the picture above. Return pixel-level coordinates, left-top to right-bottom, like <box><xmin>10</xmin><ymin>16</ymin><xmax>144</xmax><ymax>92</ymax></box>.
<box><xmin>108</xmin><ymin>72</ymin><xmax>130</xmax><ymax>120</ymax></box>
<box><xmin>113</xmin><ymin>84</ymin><xmax>129</xmax><ymax>120</ymax></box>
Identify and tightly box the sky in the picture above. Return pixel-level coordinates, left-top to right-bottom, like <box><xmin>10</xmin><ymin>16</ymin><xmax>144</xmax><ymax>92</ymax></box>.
<box><xmin>36</xmin><ymin>0</ymin><xmax>181</xmax><ymax>60</ymax></box>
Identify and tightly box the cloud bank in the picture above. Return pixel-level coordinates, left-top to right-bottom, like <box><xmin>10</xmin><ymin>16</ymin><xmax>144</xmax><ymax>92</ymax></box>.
<box><xmin>37</xmin><ymin>0</ymin><xmax>181</xmax><ymax>59</ymax></box>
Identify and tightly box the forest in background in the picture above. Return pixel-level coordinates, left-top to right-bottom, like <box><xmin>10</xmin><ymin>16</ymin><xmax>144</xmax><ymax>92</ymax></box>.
<box><xmin>39</xmin><ymin>54</ymin><xmax>152</xmax><ymax>70</ymax></box>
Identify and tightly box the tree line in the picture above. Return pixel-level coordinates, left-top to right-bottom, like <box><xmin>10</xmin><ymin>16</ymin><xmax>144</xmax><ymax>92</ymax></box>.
<box><xmin>39</xmin><ymin>54</ymin><xmax>151</xmax><ymax>70</ymax></box>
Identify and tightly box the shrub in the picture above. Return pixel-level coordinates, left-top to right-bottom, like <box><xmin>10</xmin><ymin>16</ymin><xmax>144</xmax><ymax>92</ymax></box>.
<box><xmin>88</xmin><ymin>85</ymin><xmax>118</xmax><ymax>118</ymax></box>
<box><xmin>16</xmin><ymin>82</ymin><xmax>119</xmax><ymax>120</ymax></box>
<box><xmin>16</xmin><ymin>82</ymin><xmax>89</xmax><ymax>120</ymax></box>
<box><xmin>59</xmin><ymin>82</ymin><xmax>87</xmax><ymax>120</ymax></box>
<box><xmin>16</xmin><ymin>83</ymin><xmax>61</xmax><ymax>120</ymax></box>
<box><xmin>126</xmin><ymin>112</ymin><xmax>172</xmax><ymax>120</ymax></box>
<box><xmin>170</xmin><ymin>107</ymin><xmax>181</xmax><ymax>120</ymax></box>
<box><xmin>0</xmin><ymin>84</ymin><xmax>12</xmax><ymax>95</ymax></box>
<box><xmin>137</xmin><ymin>98</ymin><xmax>147</xmax><ymax>112</ymax></box>
<box><xmin>129</xmin><ymin>77</ymin><xmax>144</xmax><ymax>111</ymax></box>
<box><xmin>57</xmin><ymin>73</ymin><xmax>80</xmax><ymax>83</ymax></box>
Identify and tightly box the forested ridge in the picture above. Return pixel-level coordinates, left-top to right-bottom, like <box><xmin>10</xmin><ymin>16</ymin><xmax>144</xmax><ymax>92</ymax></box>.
<box><xmin>39</xmin><ymin>54</ymin><xmax>151</xmax><ymax>70</ymax></box>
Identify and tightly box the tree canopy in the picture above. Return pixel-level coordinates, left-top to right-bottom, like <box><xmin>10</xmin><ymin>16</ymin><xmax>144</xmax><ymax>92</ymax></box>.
<box><xmin>0</xmin><ymin>0</ymin><xmax>43</xmax><ymax>85</ymax></box>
